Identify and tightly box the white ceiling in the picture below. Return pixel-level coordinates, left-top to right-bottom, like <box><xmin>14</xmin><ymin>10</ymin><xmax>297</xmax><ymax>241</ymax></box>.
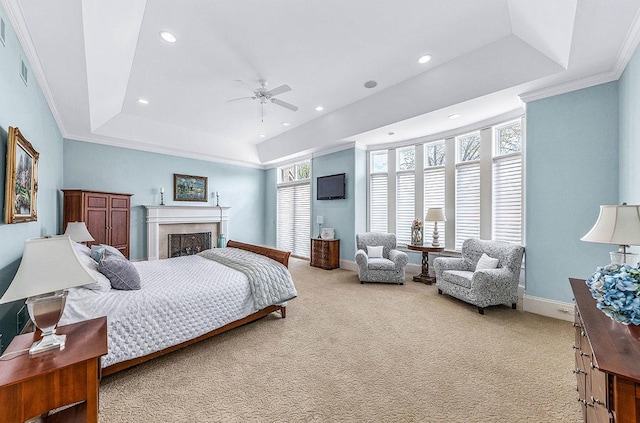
<box><xmin>4</xmin><ymin>0</ymin><xmax>640</xmax><ymax>167</ymax></box>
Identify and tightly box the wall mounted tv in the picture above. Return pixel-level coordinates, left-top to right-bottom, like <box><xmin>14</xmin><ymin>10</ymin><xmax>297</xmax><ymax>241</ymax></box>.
<box><xmin>317</xmin><ymin>173</ymin><xmax>346</xmax><ymax>200</ymax></box>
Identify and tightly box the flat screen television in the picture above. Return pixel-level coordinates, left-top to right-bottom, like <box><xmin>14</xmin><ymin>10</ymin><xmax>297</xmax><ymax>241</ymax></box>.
<box><xmin>317</xmin><ymin>173</ymin><xmax>346</xmax><ymax>200</ymax></box>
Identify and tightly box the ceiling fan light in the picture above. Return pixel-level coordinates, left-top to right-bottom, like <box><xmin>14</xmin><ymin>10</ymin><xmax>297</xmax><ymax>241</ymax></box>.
<box><xmin>160</xmin><ymin>31</ymin><xmax>176</xmax><ymax>43</ymax></box>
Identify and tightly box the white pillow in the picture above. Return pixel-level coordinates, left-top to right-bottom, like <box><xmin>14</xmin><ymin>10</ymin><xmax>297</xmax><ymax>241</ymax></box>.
<box><xmin>367</xmin><ymin>245</ymin><xmax>384</xmax><ymax>258</ymax></box>
<box><xmin>476</xmin><ymin>253</ymin><xmax>499</xmax><ymax>271</ymax></box>
<box><xmin>72</xmin><ymin>240</ymin><xmax>91</xmax><ymax>256</ymax></box>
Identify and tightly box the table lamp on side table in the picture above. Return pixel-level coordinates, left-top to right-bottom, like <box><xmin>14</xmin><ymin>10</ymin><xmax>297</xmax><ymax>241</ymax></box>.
<box><xmin>426</xmin><ymin>207</ymin><xmax>446</xmax><ymax>247</ymax></box>
<box><xmin>581</xmin><ymin>203</ymin><xmax>640</xmax><ymax>266</ymax></box>
<box><xmin>0</xmin><ymin>236</ymin><xmax>96</xmax><ymax>355</ymax></box>
<box><xmin>64</xmin><ymin>221</ymin><xmax>95</xmax><ymax>244</ymax></box>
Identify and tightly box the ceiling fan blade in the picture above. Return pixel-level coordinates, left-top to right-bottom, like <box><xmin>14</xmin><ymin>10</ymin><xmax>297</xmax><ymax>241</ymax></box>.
<box><xmin>271</xmin><ymin>98</ymin><xmax>299</xmax><ymax>112</ymax></box>
<box><xmin>266</xmin><ymin>84</ymin><xmax>291</xmax><ymax>97</ymax></box>
<box><xmin>225</xmin><ymin>96</ymin><xmax>256</xmax><ymax>103</ymax></box>
<box><xmin>234</xmin><ymin>79</ymin><xmax>258</xmax><ymax>93</ymax></box>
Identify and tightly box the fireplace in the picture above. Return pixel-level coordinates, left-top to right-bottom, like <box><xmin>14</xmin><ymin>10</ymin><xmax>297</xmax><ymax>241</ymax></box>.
<box><xmin>145</xmin><ymin>205</ymin><xmax>230</xmax><ymax>260</ymax></box>
<box><xmin>168</xmin><ymin>232</ymin><xmax>212</xmax><ymax>258</ymax></box>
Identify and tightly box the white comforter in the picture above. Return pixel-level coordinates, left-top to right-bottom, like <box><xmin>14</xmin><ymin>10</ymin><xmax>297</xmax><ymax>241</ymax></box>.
<box><xmin>59</xmin><ymin>255</ymin><xmax>263</xmax><ymax>368</ymax></box>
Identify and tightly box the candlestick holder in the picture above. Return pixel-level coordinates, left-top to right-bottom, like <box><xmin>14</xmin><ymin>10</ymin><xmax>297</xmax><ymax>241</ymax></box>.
<box><xmin>160</xmin><ymin>191</ymin><xmax>165</xmax><ymax>206</ymax></box>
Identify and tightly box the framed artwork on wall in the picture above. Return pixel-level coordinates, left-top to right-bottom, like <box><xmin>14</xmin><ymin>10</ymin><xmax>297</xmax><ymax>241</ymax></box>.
<box><xmin>174</xmin><ymin>173</ymin><xmax>208</xmax><ymax>202</ymax></box>
<box><xmin>4</xmin><ymin>126</ymin><xmax>39</xmax><ymax>224</ymax></box>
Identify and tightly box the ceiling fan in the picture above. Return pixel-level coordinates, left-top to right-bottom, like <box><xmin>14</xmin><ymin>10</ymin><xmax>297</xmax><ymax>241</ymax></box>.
<box><xmin>227</xmin><ymin>79</ymin><xmax>299</xmax><ymax>122</ymax></box>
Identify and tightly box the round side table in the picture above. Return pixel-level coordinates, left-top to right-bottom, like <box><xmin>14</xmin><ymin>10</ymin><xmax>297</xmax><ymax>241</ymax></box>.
<box><xmin>406</xmin><ymin>244</ymin><xmax>445</xmax><ymax>284</ymax></box>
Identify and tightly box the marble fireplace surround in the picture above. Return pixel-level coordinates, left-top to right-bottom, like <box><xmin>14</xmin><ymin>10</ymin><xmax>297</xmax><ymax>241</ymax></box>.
<box><xmin>145</xmin><ymin>205</ymin><xmax>230</xmax><ymax>260</ymax></box>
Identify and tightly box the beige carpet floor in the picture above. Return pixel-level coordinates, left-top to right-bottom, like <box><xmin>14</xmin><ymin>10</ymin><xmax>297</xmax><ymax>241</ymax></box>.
<box><xmin>98</xmin><ymin>258</ymin><xmax>582</xmax><ymax>422</ymax></box>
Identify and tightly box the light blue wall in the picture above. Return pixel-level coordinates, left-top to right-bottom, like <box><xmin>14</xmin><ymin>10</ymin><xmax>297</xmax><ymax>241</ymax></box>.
<box><xmin>0</xmin><ymin>4</ymin><xmax>64</xmax><ymax>351</ymax></box>
<box><xmin>312</xmin><ymin>149</ymin><xmax>357</xmax><ymax>260</ymax></box>
<box><xmin>63</xmin><ymin>139</ymin><xmax>267</xmax><ymax>260</ymax></box>
<box><xmin>526</xmin><ymin>82</ymin><xmax>619</xmax><ymax>303</ymax></box>
<box><xmin>619</xmin><ymin>42</ymin><xmax>640</xmax><ymax>204</ymax></box>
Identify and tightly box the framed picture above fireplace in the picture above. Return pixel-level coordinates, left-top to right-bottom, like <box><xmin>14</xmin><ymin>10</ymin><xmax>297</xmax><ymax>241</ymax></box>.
<box><xmin>174</xmin><ymin>173</ymin><xmax>208</xmax><ymax>202</ymax></box>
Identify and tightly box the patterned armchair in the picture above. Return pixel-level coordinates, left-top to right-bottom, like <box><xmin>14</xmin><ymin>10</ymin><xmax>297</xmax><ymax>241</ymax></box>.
<box><xmin>433</xmin><ymin>238</ymin><xmax>524</xmax><ymax>314</ymax></box>
<box><xmin>355</xmin><ymin>233</ymin><xmax>408</xmax><ymax>284</ymax></box>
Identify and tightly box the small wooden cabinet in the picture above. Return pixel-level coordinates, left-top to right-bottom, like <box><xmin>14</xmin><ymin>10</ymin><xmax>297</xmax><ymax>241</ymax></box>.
<box><xmin>570</xmin><ymin>278</ymin><xmax>640</xmax><ymax>423</ymax></box>
<box><xmin>63</xmin><ymin>190</ymin><xmax>132</xmax><ymax>259</ymax></box>
<box><xmin>0</xmin><ymin>317</ymin><xmax>107</xmax><ymax>423</ymax></box>
<box><xmin>310</xmin><ymin>238</ymin><xmax>340</xmax><ymax>270</ymax></box>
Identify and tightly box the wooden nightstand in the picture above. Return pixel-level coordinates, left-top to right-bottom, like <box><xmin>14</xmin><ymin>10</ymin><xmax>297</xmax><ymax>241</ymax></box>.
<box><xmin>0</xmin><ymin>317</ymin><xmax>108</xmax><ymax>423</ymax></box>
<box><xmin>310</xmin><ymin>238</ymin><xmax>340</xmax><ymax>270</ymax></box>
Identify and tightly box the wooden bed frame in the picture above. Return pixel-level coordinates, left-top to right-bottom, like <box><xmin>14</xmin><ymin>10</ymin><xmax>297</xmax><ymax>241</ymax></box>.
<box><xmin>102</xmin><ymin>240</ymin><xmax>292</xmax><ymax>377</ymax></box>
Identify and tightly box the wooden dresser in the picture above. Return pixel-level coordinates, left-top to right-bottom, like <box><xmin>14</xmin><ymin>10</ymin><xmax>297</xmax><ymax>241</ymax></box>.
<box><xmin>570</xmin><ymin>278</ymin><xmax>640</xmax><ymax>423</ymax></box>
<box><xmin>63</xmin><ymin>190</ymin><xmax>132</xmax><ymax>259</ymax></box>
<box><xmin>310</xmin><ymin>238</ymin><xmax>340</xmax><ymax>270</ymax></box>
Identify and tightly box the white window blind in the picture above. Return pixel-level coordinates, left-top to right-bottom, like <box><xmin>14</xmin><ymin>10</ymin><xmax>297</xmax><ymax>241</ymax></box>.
<box><xmin>277</xmin><ymin>182</ymin><xmax>310</xmax><ymax>258</ymax></box>
<box><xmin>424</xmin><ymin>166</ymin><xmax>445</xmax><ymax>245</ymax></box>
<box><xmin>493</xmin><ymin>154</ymin><xmax>522</xmax><ymax>244</ymax></box>
<box><xmin>369</xmin><ymin>173</ymin><xmax>388</xmax><ymax>233</ymax></box>
<box><xmin>455</xmin><ymin>163</ymin><xmax>480</xmax><ymax>250</ymax></box>
<box><xmin>396</xmin><ymin>172</ymin><xmax>415</xmax><ymax>245</ymax></box>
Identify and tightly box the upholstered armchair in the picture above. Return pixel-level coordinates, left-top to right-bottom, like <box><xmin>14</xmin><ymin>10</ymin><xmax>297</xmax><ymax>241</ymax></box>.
<box><xmin>433</xmin><ymin>238</ymin><xmax>524</xmax><ymax>314</ymax></box>
<box><xmin>355</xmin><ymin>233</ymin><xmax>408</xmax><ymax>284</ymax></box>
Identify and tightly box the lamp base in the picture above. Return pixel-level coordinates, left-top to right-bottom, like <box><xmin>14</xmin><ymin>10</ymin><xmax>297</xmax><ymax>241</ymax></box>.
<box><xmin>26</xmin><ymin>290</ymin><xmax>68</xmax><ymax>355</ymax></box>
<box><xmin>610</xmin><ymin>251</ymin><xmax>640</xmax><ymax>267</ymax></box>
<box><xmin>29</xmin><ymin>333</ymin><xmax>66</xmax><ymax>355</ymax></box>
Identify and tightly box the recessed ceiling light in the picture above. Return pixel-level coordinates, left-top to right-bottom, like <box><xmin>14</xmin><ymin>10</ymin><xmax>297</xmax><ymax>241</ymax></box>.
<box><xmin>160</xmin><ymin>31</ymin><xmax>176</xmax><ymax>43</ymax></box>
<box><xmin>137</xmin><ymin>98</ymin><xmax>149</xmax><ymax>104</ymax></box>
<box><xmin>364</xmin><ymin>80</ymin><xmax>378</xmax><ymax>89</ymax></box>
<box><xmin>281</xmin><ymin>122</ymin><xmax>290</xmax><ymax>127</ymax></box>
<box><xmin>315</xmin><ymin>105</ymin><xmax>324</xmax><ymax>111</ymax></box>
<box><xmin>448</xmin><ymin>113</ymin><xmax>461</xmax><ymax>119</ymax></box>
<box><xmin>418</xmin><ymin>54</ymin><xmax>432</xmax><ymax>64</ymax></box>
<box><xmin>259</xmin><ymin>134</ymin><xmax>266</xmax><ymax>138</ymax></box>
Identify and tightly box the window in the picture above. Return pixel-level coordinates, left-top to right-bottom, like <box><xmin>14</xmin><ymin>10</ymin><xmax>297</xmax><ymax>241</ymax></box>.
<box><xmin>492</xmin><ymin>121</ymin><xmax>523</xmax><ymax>244</ymax></box>
<box><xmin>455</xmin><ymin>132</ymin><xmax>481</xmax><ymax>250</ymax></box>
<box><xmin>396</xmin><ymin>147</ymin><xmax>415</xmax><ymax>245</ymax></box>
<box><xmin>369</xmin><ymin>150</ymin><xmax>388</xmax><ymax>233</ymax></box>
<box><xmin>367</xmin><ymin>116</ymin><xmax>524</xmax><ymax>251</ymax></box>
<box><xmin>424</xmin><ymin>141</ymin><xmax>445</xmax><ymax>244</ymax></box>
<box><xmin>277</xmin><ymin>160</ymin><xmax>310</xmax><ymax>258</ymax></box>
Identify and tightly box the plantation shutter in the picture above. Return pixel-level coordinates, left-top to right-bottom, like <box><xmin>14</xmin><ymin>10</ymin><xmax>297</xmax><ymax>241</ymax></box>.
<box><xmin>277</xmin><ymin>182</ymin><xmax>310</xmax><ymax>258</ymax></box>
<box><xmin>424</xmin><ymin>166</ymin><xmax>445</xmax><ymax>245</ymax></box>
<box><xmin>369</xmin><ymin>173</ymin><xmax>388</xmax><ymax>233</ymax></box>
<box><xmin>396</xmin><ymin>172</ymin><xmax>415</xmax><ymax>245</ymax></box>
<box><xmin>455</xmin><ymin>162</ymin><xmax>480</xmax><ymax>250</ymax></box>
<box><xmin>493</xmin><ymin>154</ymin><xmax>522</xmax><ymax>244</ymax></box>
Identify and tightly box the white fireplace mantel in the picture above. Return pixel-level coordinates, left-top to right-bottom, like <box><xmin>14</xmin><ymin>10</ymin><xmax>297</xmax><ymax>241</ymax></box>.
<box><xmin>145</xmin><ymin>205</ymin><xmax>230</xmax><ymax>260</ymax></box>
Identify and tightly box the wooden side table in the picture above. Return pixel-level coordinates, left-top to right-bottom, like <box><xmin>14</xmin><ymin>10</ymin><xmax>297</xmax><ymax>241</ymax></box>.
<box><xmin>407</xmin><ymin>244</ymin><xmax>444</xmax><ymax>284</ymax></box>
<box><xmin>0</xmin><ymin>317</ymin><xmax>108</xmax><ymax>423</ymax></box>
<box><xmin>310</xmin><ymin>238</ymin><xmax>340</xmax><ymax>270</ymax></box>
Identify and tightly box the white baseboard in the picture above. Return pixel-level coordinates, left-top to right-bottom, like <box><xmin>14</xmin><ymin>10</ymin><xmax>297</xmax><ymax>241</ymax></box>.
<box><xmin>523</xmin><ymin>295</ymin><xmax>575</xmax><ymax>322</ymax></box>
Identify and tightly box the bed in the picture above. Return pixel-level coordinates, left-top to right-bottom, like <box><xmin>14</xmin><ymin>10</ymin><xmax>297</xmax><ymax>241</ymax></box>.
<box><xmin>59</xmin><ymin>240</ymin><xmax>296</xmax><ymax>376</ymax></box>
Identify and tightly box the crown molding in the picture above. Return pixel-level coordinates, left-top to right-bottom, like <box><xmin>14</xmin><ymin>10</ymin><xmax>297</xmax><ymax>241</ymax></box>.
<box><xmin>64</xmin><ymin>132</ymin><xmax>266</xmax><ymax>169</ymax></box>
<box><xmin>519</xmin><ymin>70</ymin><xmax>619</xmax><ymax>103</ymax></box>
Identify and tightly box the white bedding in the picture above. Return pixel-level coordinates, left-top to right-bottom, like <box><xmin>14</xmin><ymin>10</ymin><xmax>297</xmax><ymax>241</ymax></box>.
<box><xmin>60</xmin><ymin>255</ymin><xmax>262</xmax><ymax>368</ymax></box>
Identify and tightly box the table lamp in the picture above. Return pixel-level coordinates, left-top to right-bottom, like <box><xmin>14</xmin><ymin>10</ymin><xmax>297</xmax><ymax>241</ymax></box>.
<box><xmin>426</xmin><ymin>207</ymin><xmax>446</xmax><ymax>247</ymax></box>
<box><xmin>0</xmin><ymin>236</ymin><xmax>96</xmax><ymax>355</ymax></box>
<box><xmin>581</xmin><ymin>203</ymin><xmax>640</xmax><ymax>266</ymax></box>
<box><xmin>64</xmin><ymin>221</ymin><xmax>95</xmax><ymax>243</ymax></box>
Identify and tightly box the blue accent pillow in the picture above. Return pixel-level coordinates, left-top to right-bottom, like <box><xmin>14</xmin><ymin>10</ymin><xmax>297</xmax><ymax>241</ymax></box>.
<box><xmin>97</xmin><ymin>249</ymin><xmax>141</xmax><ymax>290</ymax></box>
<box><xmin>91</xmin><ymin>244</ymin><xmax>126</xmax><ymax>262</ymax></box>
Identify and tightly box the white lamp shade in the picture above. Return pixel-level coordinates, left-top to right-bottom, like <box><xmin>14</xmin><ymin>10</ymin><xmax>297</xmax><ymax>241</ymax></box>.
<box><xmin>317</xmin><ymin>216</ymin><xmax>324</xmax><ymax>224</ymax></box>
<box><xmin>425</xmin><ymin>207</ymin><xmax>446</xmax><ymax>222</ymax></box>
<box><xmin>0</xmin><ymin>236</ymin><xmax>96</xmax><ymax>304</ymax></box>
<box><xmin>64</xmin><ymin>221</ymin><xmax>95</xmax><ymax>242</ymax></box>
<box><xmin>581</xmin><ymin>204</ymin><xmax>640</xmax><ymax>245</ymax></box>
